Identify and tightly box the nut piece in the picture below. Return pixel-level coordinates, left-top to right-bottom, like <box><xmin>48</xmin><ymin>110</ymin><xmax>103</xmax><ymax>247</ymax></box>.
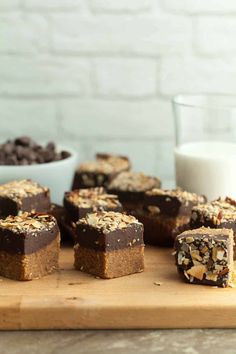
<box><xmin>186</xmin><ymin>265</ymin><xmax>207</xmax><ymax>280</ymax></box>
<box><xmin>205</xmin><ymin>273</ymin><xmax>218</xmax><ymax>282</ymax></box>
<box><xmin>190</xmin><ymin>250</ymin><xmax>203</xmax><ymax>262</ymax></box>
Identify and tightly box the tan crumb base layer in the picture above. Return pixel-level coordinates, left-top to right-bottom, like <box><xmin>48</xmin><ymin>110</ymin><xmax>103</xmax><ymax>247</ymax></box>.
<box><xmin>139</xmin><ymin>213</ymin><xmax>190</xmax><ymax>247</ymax></box>
<box><xmin>74</xmin><ymin>245</ymin><xmax>145</xmax><ymax>279</ymax></box>
<box><xmin>0</xmin><ymin>234</ymin><xmax>60</xmax><ymax>281</ymax></box>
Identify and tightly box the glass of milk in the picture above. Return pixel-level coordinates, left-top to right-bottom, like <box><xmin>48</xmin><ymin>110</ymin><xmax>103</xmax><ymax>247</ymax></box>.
<box><xmin>173</xmin><ymin>94</ymin><xmax>236</xmax><ymax>201</ymax></box>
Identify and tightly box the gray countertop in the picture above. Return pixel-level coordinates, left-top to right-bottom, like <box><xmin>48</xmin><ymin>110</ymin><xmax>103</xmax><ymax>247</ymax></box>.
<box><xmin>1</xmin><ymin>330</ymin><xmax>236</xmax><ymax>354</ymax></box>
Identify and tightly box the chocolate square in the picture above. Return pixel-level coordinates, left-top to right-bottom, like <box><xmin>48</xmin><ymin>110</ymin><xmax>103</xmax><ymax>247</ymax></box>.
<box><xmin>107</xmin><ymin>171</ymin><xmax>161</xmax><ymax>206</ymax></box>
<box><xmin>0</xmin><ymin>179</ymin><xmax>51</xmax><ymax>217</ymax></box>
<box><xmin>72</xmin><ymin>153</ymin><xmax>131</xmax><ymax>189</ymax></box>
<box><xmin>74</xmin><ymin>211</ymin><xmax>145</xmax><ymax>278</ymax></box>
<box><xmin>76</xmin><ymin>211</ymin><xmax>144</xmax><ymax>252</ymax></box>
<box><xmin>0</xmin><ymin>212</ymin><xmax>60</xmax><ymax>280</ymax></box>
<box><xmin>140</xmin><ymin>188</ymin><xmax>206</xmax><ymax>247</ymax></box>
<box><xmin>144</xmin><ymin>188</ymin><xmax>206</xmax><ymax>217</ymax></box>
<box><xmin>0</xmin><ymin>212</ymin><xmax>59</xmax><ymax>255</ymax></box>
<box><xmin>174</xmin><ymin>227</ymin><xmax>234</xmax><ymax>288</ymax></box>
<box><xmin>63</xmin><ymin>187</ymin><xmax>123</xmax><ymax>242</ymax></box>
<box><xmin>63</xmin><ymin>187</ymin><xmax>122</xmax><ymax>222</ymax></box>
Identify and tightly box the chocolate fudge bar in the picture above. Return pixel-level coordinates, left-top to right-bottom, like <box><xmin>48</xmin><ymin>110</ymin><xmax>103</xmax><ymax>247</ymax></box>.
<box><xmin>190</xmin><ymin>197</ymin><xmax>236</xmax><ymax>258</ymax></box>
<box><xmin>107</xmin><ymin>171</ymin><xmax>161</xmax><ymax>216</ymax></box>
<box><xmin>0</xmin><ymin>212</ymin><xmax>60</xmax><ymax>280</ymax></box>
<box><xmin>174</xmin><ymin>227</ymin><xmax>234</xmax><ymax>288</ymax></box>
<box><xmin>141</xmin><ymin>188</ymin><xmax>206</xmax><ymax>247</ymax></box>
<box><xmin>72</xmin><ymin>153</ymin><xmax>131</xmax><ymax>189</ymax></box>
<box><xmin>74</xmin><ymin>211</ymin><xmax>144</xmax><ymax>279</ymax></box>
<box><xmin>63</xmin><ymin>187</ymin><xmax>123</xmax><ymax>241</ymax></box>
<box><xmin>0</xmin><ymin>179</ymin><xmax>50</xmax><ymax>217</ymax></box>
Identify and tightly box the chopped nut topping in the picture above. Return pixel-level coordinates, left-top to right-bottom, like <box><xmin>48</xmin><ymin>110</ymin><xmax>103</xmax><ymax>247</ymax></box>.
<box><xmin>0</xmin><ymin>212</ymin><xmax>56</xmax><ymax>233</ymax></box>
<box><xmin>78</xmin><ymin>154</ymin><xmax>130</xmax><ymax>174</ymax></box>
<box><xmin>108</xmin><ymin>171</ymin><xmax>161</xmax><ymax>193</ymax></box>
<box><xmin>65</xmin><ymin>187</ymin><xmax>121</xmax><ymax>210</ymax></box>
<box><xmin>78</xmin><ymin>211</ymin><xmax>142</xmax><ymax>233</ymax></box>
<box><xmin>146</xmin><ymin>187</ymin><xmax>205</xmax><ymax>204</ymax></box>
<box><xmin>0</xmin><ymin>179</ymin><xmax>48</xmax><ymax>203</ymax></box>
<box><xmin>192</xmin><ymin>198</ymin><xmax>236</xmax><ymax>225</ymax></box>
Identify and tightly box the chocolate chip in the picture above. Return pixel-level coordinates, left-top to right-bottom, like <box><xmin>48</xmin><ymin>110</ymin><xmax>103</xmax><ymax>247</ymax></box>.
<box><xmin>15</xmin><ymin>136</ymin><xmax>32</xmax><ymax>147</ymax></box>
<box><xmin>4</xmin><ymin>143</ymin><xmax>14</xmax><ymax>155</ymax></box>
<box><xmin>46</xmin><ymin>142</ymin><xmax>55</xmax><ymax>151</ymax></box>
<box><xmin>0</xmin><ymin>137</ymin><xmax>71</xmax><ymax>166</ymax></box>
<box><xmin>61</xmin><ymin>150</ymin><xmax>71</xmax><ymax>159</ymax></box>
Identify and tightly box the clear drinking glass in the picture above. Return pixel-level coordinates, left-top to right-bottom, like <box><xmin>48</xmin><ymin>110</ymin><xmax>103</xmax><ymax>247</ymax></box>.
<box><xmin>172</xmin><ymin>94</ymin><xmax>236</xmax><ymax>201</ymax></box>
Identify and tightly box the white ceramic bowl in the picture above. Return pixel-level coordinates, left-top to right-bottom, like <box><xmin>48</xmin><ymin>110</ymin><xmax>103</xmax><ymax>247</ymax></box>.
<box><xmin>0</xmin><ymin>146</ymin><xmax>78</xmax><ymax>205</ymax></box>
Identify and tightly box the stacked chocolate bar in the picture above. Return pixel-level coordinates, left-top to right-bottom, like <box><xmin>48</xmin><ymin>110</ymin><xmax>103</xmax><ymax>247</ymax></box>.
<box><xmin>0</xmin><ymin>212</ymin><xmax>60</xmax><ymax>280</ymax></box>
<box><xmin>73</xmin><ymin>153</ymin><xmax>131</xmax><ymax>189</ymax></box>
<box><xmin>74</xmin><ymin>211</ymin><xmax>144</xmax><ymax>279</ymax></box>
<box><xmin>0</xmin><ymin>179</ymin><xmax>51</xmax><ymax>217</ymax></box>
<box><xmin>0</xmin><ymin>179</ymin><xmax>61</xmax><ymax>280</ymax></box>
<box><xmin>63</xmin><ymin>187</ymin><xmax>122</xmax><ymax>240</ymax></box>
<box><xmin>141</xmin><ymin>188</ymin><xmax>206</xmax><ymax>247</ymax></box>
<box><xmin>174</xmin><ymin>227</ymin><xmax>234</xmax><ymax>288</ymax></box>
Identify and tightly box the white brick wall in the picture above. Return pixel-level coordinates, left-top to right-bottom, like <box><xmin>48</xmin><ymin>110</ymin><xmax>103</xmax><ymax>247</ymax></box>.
<box><xmin>0</xmin><ymin>55</ymin><xmax>90</xmax><ymax>96</ymax></box>
<box><xmin>0</xmin><ymin>1</ymin><xmax>235</xmax><ymax>184</ymax></box>
<box><xmin>93</xmin><ymin>58</ymin><xmax>158</xmax><ymax>98</ymax></box>
<box><xmin>0</xmin><ymin>13</ymin><xmax>49</xmax><ymax>53</ymax></box>
<box><xmin>90</xmin><ymin>0</ymin><xmax>153</xmax><ymax>13</ymax></box>
<box><xmin>51</xmin><ymin>14</ymin><xmax>192</xmax><ymax>55</ymax></box>
<box><xmin>160</xmin><ymin>55</ymin><xmax>236</xmax><ymax>95</ymax></box>
<box><xmin>0</xmin><ymin>99</ymin><xmax>57</xmax><ymax>139</ymax></box>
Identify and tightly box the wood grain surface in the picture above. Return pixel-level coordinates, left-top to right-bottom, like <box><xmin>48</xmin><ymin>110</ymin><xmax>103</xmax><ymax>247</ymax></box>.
<box><xmin>0</xmin><ymin>246</ymin><xmax>235</xmax><ymax>330</ymax></box>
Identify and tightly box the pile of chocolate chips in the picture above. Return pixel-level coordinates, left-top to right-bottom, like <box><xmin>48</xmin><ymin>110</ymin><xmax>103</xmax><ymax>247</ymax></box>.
<box><xmin>0</xmin><ymin>137</ymin><xmax>71</xmax><ymax>165</ymax></box>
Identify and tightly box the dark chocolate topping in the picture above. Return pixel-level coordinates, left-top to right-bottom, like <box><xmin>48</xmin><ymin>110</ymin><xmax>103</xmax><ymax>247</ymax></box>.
<box><xmin>144</xmin><ymin>188</ymin><xmax>206</xmax><ymax>217</ymax></box>
<box><xmin>108</xmin><ymin>171</ymin><xmax>161</xmax><ymax>193</ymax></box>
<box><xmin>0</xmin><ymin>213</ymin><xmax>59</xmax><ymax>254</ymax></box>
<box><xmin>64</xmin><ymin>188</ymin><xmax>122</xmax><ymax>222</ymax></box>
<box><xmin>191</xmin><ymin>198</ymin><xmax>236</xmax><ymax>226</ymax></box>
<box><xmin>78</xmin><ymin>154</ymin><xmax>130</xmax><ymax>175</ymax></box>
<box><xmin>76</xmin><ymin>222</ymin><xmax>143</xmax><ymax>252</ymax></box>
<box><xmin>0</xmin><ymin>179</ymin><xmax>49</xmax><ymax>203</ymax></box>
<box><xmin>0</xmin><ymin>179</ymin><xmax>51</xmax><ymax>217</ymax></box>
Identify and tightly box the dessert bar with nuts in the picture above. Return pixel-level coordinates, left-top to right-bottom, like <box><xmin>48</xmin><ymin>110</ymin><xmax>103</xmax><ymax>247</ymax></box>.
<box><xmin>0</xmin><ymin>212</ymin><xmax>60</xmax><ymax>280</ymax></box>
<box><xmin>141</xmin><ymin>188</ymin><xmax>206</xmax><ymax>247</ymax></box>
<box><xmin>74</xmin><ymin>211</ymin><xmax>144</xmax><ymax>279</ymax></box>
<box><xmin>63</xmin><ymin>187</ymin><xmax>122</xmax><ymax>241</ymax></box>
<box><xmin>190</xmin><ymin>197</ymin><xmax>236</xmax><ymax>258</ymax></box>
<box><xmin>72</xmin><ymin>153</ymin><xmax>131</xmax><ymax>189</ymax></box>
<box><xmin>107</xmin><ymin>171</ymin><xmax>161</xmax><ymax>216</ymax></box>
<box><xmin>0</xmin><ymin>179</ymin><xmax>51</xmax><ymax>217</ymax></box>
<box><xmin>174</xmin><ymin>227</ymin><xmax>234</xmax><ymax>288</ymax></box>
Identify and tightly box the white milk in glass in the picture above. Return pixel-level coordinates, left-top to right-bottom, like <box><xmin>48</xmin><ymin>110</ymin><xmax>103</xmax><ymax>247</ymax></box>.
<box><xmin>175</xmin><ymin>141</ymin><xmax>236</xmax><ymax>201</ymax></box>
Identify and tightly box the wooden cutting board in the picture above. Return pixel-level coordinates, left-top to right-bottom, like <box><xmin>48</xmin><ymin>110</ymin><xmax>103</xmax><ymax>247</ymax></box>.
<box><xmin>0</xmin><ymin>245</ymin><xmax>236</xmax><ymax>330</ymax></box>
